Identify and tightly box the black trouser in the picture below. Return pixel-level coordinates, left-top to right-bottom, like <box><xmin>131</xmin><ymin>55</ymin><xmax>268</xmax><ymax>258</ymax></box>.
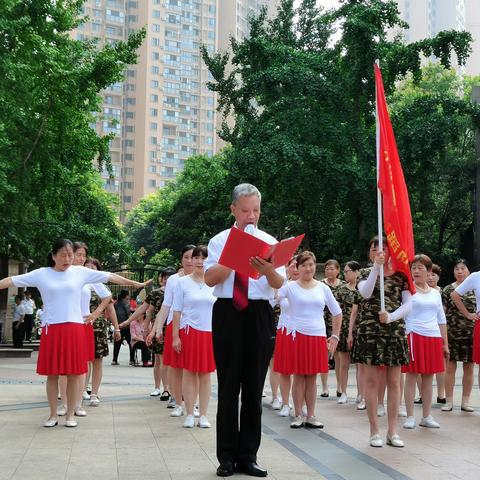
<box><xmin>113</xmin><ymin>327</ymin><xmax>134</xmax><ymax>362</ymax></box>
<box><xmin>132</xmin><ymin>341</ymin><xmax>151</xmax><ymax>363</ymax></box>
<box><xmin>12</xmin><ymin>321</ymin><xmax>25</xmax><ymax>348</ymax></box>
<box><xmin>23</xmin><ymin>314</ymin><xmax>34</xmax><ymax>341</ymax></box>
<box><xmin>212</xmin><ymin>299</ymin><xmax>275</xmax><ymax>465</ymax></box>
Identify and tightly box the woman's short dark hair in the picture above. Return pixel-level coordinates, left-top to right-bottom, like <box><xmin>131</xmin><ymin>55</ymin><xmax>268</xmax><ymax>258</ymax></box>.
<box><xmin>159</xmin><ymin>267</ymin><xmax>176</xmax><ymax>281</ymax></box>
<box><xmin>324</xmin><ymin>259</ymin><xmax>340</xmax><ymax>270</ymax></box>
<box><xmin>85</xmin><ymin>257</ymin><xmax>101</xmax><ymax>270</ymax></box>
<box><xmin>296</xmin><ymin>251</ymin><xmax>316</xmax><ymax>267</ymax></box>
<box><xmin>411</xmin><ymin>254</ymin><xmax>432</xmax><ymax>271</ymax></box>
<box><xmin>73</xmin><ymin>241</ymin><xmax>88</xmax><ymax>255</ymax></box>
<box><xmin>345</xmin><ymin>260</ymin><xmax>361</xmax><ymax>271</ymax></box>
<box><xmin>181</xmin><ymin>244</ymin><xmax>196</xmax><ymax>257</ymax></box>
<box><xmin>431</xmin><ymin>263</ymin><xmax>442</xmax><ymax>276</ymax></box>
<box><xmin>118</xmin><ymin>289</ymin><xmax>129</xmax><ymax>300</ymax></box>
<box><xmin>192</xmin><ymin>245</ymin><xmax>208</xmax><ymax>258</ymax></box>
<box><xmin>454</xmin><ymin>258</ymin><xmax>469</xmax><ymax>269</ymax></box>
<box><xmin>368</xmin><ymin>235</ymin><xmax>388</xmax><ymax>250</ymax></box>
<box><xmin>47</xmin><ymin>239</ymin><xmax>73</xmax><ymax>267</ymax></box>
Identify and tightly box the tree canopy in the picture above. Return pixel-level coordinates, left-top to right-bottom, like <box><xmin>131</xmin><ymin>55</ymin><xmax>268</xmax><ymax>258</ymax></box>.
<box><xmin>123</xmin><ymin>0</ymin><xmax>480</xmax><ymax>274</ymax></box>
<box><xmin>0</xmin><ymin>0</ymin><xmax>145</xmax><ymax>265</ymax></box>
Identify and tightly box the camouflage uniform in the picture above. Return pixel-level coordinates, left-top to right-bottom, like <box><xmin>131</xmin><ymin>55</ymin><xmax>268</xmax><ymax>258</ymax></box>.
<box><xmin>336</xmin><ymin>284</ymin><xmax>361</xmax><ymax>353</ymax></box>
<box><xmin>322</xmin><ymin>280</ymin><xmax>346</xmax><ymax>338</ymax></box>
<box><xmin>90</xmin><ymin>292</ymin><xmax>110</xmax><ymax>359</ymax></box>
<box><xmin>442</xmin><ymin>283</ymin><xmax>476</xmax><ymax>363</ymax></box>
<box><xmin>351</xmin><ymin>268</ymin><xmax>409</xmax><ymax>366</ymax></box>
<box><xmin>145</xmin><ymin>288</ymin><xmax>165</xmax><ymax>355</ymax></box>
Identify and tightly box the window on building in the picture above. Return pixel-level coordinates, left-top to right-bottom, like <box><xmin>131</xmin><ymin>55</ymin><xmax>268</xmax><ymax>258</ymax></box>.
<box><xmin>150</xmin><ymin>122</ymin><xmax>158</xmax><ymax>130</ymax></box>
<box><xmin>150</xmin><ymin>108</ymin><xmax>158</xmax><ymax>117</ymax></box>
<box><xmin>148</xmin><ymin>179</ymin><xmax>157</xmax><ymax>188</ymax></box>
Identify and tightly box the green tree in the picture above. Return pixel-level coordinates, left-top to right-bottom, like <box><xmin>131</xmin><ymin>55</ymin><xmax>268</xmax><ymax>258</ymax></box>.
<box><xmin>389</xmin><ymin>64</ymin><xmax>480</xmax><ymax>266</ymax></box>
<box><xmin>201</xmin><ymin>0</ymin><xmax>472</xmax><ymax>261</ymax></box>
<box><xmin>0</xmin><ymin>0</ymin><xmax>145</xmax><ymax>265</ymax></box>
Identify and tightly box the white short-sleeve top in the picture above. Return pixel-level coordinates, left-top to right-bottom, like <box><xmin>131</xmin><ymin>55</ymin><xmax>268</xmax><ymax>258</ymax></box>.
<box><xmin>172</xmin><ymin>275</ymin><xmax>216</xmax><ymax>332</ymax></box>
<box><xmin>80</xmin><ymin>283</ymin><xmax>112</xmax><ymax>316</ymax></box>
<box><xmin>455</xmin><ymin>271</ymin><xmax>480</xmax><ymax>313</ymax></box>
<box><xmin>405</xmin><ymin>289</ymin><xmax>446</xmax><ymax>338</ymax></box>
<box><xmin>12</xmin><ymin>266</ymin><xmax>110</xmax><ymax>326</ymax></box>
<box><xmin>278</xmin><ymin>281</ymin><xmax>342</xmax><ymax>337</ymax></box>
<box><xmin>163</xmin><ymin>272</ymin><xmax>182</xmax><ymax>325</ymax></box>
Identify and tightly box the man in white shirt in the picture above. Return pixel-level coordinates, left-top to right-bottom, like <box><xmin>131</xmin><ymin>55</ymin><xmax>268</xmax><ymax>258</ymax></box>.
<box><xmin>205</xmin><ymin>184</ymin><xmax>285</xmax><ymax>478</ymax></box>
<box><xmin>13</xmin><ymin>295</ymin><xmax>26</xmax><ymax>348</ymax></box>
<box><xmin>21</xmin><ymin>291</ymin><xmax>36</xmax><ymax>342</ymax></box>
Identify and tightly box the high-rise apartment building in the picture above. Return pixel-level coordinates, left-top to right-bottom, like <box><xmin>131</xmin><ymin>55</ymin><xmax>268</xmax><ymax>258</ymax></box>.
<box><xmin>73</xmin><ymin>0</ymin><xmax>280</xmax><ymax>219</ymax></box>
<box><xmin>394</xmin><ymin>0</ymin><xmax>480</xmax><ymax>75</ymax></box>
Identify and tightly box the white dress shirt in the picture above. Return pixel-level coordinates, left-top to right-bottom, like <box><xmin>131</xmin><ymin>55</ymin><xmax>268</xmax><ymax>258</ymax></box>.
<box><xmin>455</xmin><ymin>271</ymin><xmax>480</xmax><ymax>312</ymax></box>
<box><xmin>405</xmin><ymin>289</ymin><xmax>446</xmax><ymax>337</ymax></box>
<box><xmin>204</xmin><ymin>224</ymin><xmax>286</xmax><ymax>300</ymax></box>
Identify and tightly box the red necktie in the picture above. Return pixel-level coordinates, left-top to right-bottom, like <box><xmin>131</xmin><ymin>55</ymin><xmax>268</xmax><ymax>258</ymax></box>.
<box><xmin>233</xmin><ymin>272</ymin><xmax>249</xmax><ymax>311</ymax></box>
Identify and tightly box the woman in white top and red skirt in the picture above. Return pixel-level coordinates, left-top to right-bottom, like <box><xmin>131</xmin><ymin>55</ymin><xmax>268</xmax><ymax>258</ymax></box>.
<box><xmin>147</xmin><ymin>245</ymin><xmax>195</xmax><ymax>416</ymax></box>
<box><xmin>172</xmin><ymin>245</ymin><xmax>216</xmax><ymax>428</ymax></box>
<box><xmin>0</xmin><ymin>239</ymin><xmax>151</xmax><ymax>428</ymax></box>
<box><xmin>402</xmin><ymin>254</ymin><xmax>448</xmax><ymax>429</ymax></box>
<box><xmin>273</xmin><ymin>256</ymin><xmax>299</xmax><ymax>417</ymax></box>
<box><xmin>276</xmin><ymin>251</ymin><xmax>342</xmax><ymax>429</ymax></box>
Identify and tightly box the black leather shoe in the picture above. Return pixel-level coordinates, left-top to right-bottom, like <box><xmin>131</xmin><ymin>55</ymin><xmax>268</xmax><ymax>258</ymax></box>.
<box><xmin>216</xmin><ymin>461</ymin><xmax>234</xmax><ymax>477</ymax></box>
<box><xmin>235</xmin><ymin>462</ymin><xmax>268</xmax><ymax>477</ymax></box>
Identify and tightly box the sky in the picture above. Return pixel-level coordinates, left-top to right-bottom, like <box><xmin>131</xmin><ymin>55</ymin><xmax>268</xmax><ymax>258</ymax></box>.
<box><xmin>293</xmin><ymin>0</ymin><xmax>341</xmax><ymax>9</ymax></box>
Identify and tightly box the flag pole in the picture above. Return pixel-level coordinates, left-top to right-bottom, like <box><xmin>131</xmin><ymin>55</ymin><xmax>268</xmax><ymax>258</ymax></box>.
<box><xmin>375</xmin><ymin>59</ymin><xmax>386</xmax><ymax>311</ymax></box>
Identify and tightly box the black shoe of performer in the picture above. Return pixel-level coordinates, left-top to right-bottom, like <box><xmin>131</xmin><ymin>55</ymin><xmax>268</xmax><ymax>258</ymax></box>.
<box><xmin>414</xmin><ymin>397</ymin><xmax>423</xmax><ymax>404</ymax></box>
<box><xmin>216</xmin><ymin>461</ymin><xmax>234</xmax><ymax>477</ymax></box>
<box><xmin>235</xmin><ymin>462</ymin><xmax>268</xmax><ymax>477</ymax></box>
<box><xmin>437</xmin><ymin>397</ymin><xmax>446</xmax><ymax>404</ymax></box>
<box><xmin>336</xmin><ymin>391</ymin><xmax>342</xmax><ymax>398</ymax></box>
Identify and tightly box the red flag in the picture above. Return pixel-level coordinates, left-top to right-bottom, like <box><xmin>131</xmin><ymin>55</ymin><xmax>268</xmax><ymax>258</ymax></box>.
<box><xmin>374</xmin><ymin>63</ymin><xmax>415</xmax><ymax>293</ymax></box>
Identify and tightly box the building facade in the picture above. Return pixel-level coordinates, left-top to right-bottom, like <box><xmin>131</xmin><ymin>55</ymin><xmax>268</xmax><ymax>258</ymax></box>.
<box><xmin>73</xmin><ymin>0</ymin><xmax>279</xmax><ymax>219</ymax></box>
<box><xmin>394</xmin><ymin>0</ymin><xmax>480</xmax><ymax>75</ymax></box>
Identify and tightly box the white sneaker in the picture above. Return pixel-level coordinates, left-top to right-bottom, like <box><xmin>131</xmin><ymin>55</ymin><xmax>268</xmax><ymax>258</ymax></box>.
<box><xmin>170</xmin><ymin>405</ymin><xmax>184</xmax><ymax>417</ymax></box>
<box><xmin>290</xmin><ymin>416</ymin><xmax>305</xmax><ymax>428</ymax></box>
<box><xmin>271</xmin><ymin>397</ymin><xmax>282</xmax><ymax>410</ymax></box>
<box><xmin>183</xmin><ymin>414</ymin><xmax>195</xmax><ymax>428</ymax></box>
<box><xmin>377</xmin><ymin>404</ymin><xmax>386</xmax><ymax>417</ymax></box>
<box><xmin>150</xmin><ymin>388</ymin><xmax>161</xmax><ymax>397</ymax></box>
<box><xmin>398</xmin><ymin>406</ymin><xmax>407</xmax><ymax>417</ymax></box>
<box><xmin>386</xmin><ymin>434</ymin><xmax>404</xmax><ymax>447</ymax></box>
<box><xmin>167</xmin><ymin>396</ymin><xmax>176</xmax><ymax>408</ymax></box>
<box><xmin>89</xmin><ymin>395</ymin><xmax>100</xmax><ymax>407</ymax></box>
<box><xmin>357</xmin><ymin>399</ymin><xmax>366</xmax><ymax>410</ymax></box>
<box><xmin>198</xmin><ymin>415</ymin><xmax>211</xmax><ymax>428</ymax></box>
<box><xmin>82</xmin><ymin>391</ymin><xmax>90</xmax><ymax>401</ymax></box>
<box><xmin>419</xmin><ymin>415</ymin><xmax>440</xmax><ymax>428</ymax></box>
<box><xmin>43</xmin><ymin>417</ymin><xmax>58</xmax><ymax>428</ymax></box>
<box><xmin>278</xmin><ymin>405</ymin><xmax>291</xmax><ymax>417</ymax></box>
<box><xmin>403</xmin><ymin>416</ymin><xmax>416</xmax><ymax>429</ymax></box>
<box><xmin>74</xmin><ymin>407</ymin><xmax>87</xmax><ymax>417</ymax></box>
<box><xmin>337</xmin><ymin>393</ymin><xmax>348</xmax><ymax>404</ymax></box>
<box><xmin>370</xmin><ymin>434</ymin><xmax>383</xmax><ymax>447</ymax></box>
<box><xmin>57</xmin><ymin>405</ymin><xmax>67</xmax><ymax>416</ymax></box>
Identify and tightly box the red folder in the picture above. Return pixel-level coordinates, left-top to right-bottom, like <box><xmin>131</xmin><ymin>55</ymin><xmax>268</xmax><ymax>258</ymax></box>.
<box><xmin>218</xmin><ymin>227</ymin><xmax>305</xmax><ymax>279</ymax></box>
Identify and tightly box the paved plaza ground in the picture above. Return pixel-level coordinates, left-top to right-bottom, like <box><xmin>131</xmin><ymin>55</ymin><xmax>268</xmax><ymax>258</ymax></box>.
<box><xmin>1</xmin><ymin>347</ymin><xmax>479</xmax><ymax>480</ymax></box>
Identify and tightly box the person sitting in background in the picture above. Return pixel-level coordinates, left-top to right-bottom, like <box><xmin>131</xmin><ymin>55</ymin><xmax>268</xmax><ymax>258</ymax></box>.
<box><xmin>130</xmin><ymin>314</ymin><xmax>152</xmax><ymax>367</ymax></box>
<box><xmin>12</xmin><ymin>295</ymin><xmax>26</xmax><ymax>348</ymax></box>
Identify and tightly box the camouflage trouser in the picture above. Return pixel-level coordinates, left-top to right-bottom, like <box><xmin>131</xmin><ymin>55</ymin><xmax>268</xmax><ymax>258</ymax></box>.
<box><xmin>448</xmin><ymin>328</ymin><xmax>473</xmax><ymax>363</ymax></box>
<box><xmin>92</xmin><ymin>318</ymin><xmax>109</xmax><ymax>359</ymax></box>
<box><xmin>324</xmin><ymin>315</ymin><xmax>332</xmax><ymax>339</ymax></box>
<box><xmin>351</xmin><ymin>333</ymin><xmax>409</xmax><ymax>366</ymax></box>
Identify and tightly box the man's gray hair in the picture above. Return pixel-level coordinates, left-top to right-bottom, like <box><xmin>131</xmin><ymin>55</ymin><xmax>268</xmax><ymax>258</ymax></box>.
<box><xmin>231</xmin><ymin>183</ymin><xmax>262</xmax><ymax>204</ymax></box>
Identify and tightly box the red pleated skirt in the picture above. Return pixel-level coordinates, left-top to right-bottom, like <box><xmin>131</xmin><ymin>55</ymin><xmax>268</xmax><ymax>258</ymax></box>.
<box><xmin>179</xmin><ymin>327</ymin><xmax>215</xmax><ymax>373</ymax></box>
<box><xmin>274</xmin><ymin>331</ymin><xmax>328</xmax><ymax>375</ymax></box>
<box><xmin>273</xmin><ymin>327</ymin><xmax>289</xmax><ymax>374</ymax></box>
<box><xmin>401</xmin><ymin>333</ymin><xmax>445</xmax><ymax>374</ymax></box>
<box><xmin>85</xmin><ymin>323</ymin><xmax>95</xmax><ymax>362</ymax></box>
<box><xmin>37</xmin><ymin>322</ymin><xmax>89</xmax><ymax>376</ymax></box>
<box><xmin>162</xmin><ymin>322</ymin><xmax>182</xmax><ymax>368</ymax></box>
<box><xmin>473</xmin><ymin>321</ymin><xmax>480</xmax><ymax>364</ymax></box>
